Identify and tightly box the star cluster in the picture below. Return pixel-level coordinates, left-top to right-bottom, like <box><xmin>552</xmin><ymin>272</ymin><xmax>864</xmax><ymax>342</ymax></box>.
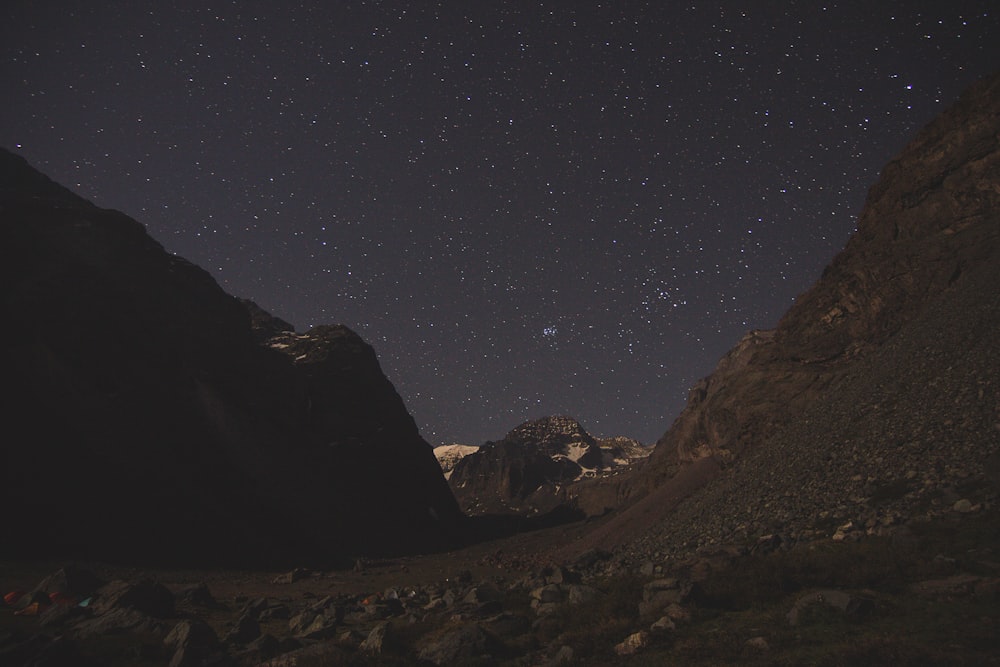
<box><xmin>3</xmin><ymin>2</ymin><xmax>997</xmax><ymax>444</ymax></box>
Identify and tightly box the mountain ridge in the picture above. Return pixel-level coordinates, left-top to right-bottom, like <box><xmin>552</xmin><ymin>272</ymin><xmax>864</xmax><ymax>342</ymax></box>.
<box><xmin>447</xmin><ymin>416</ymin><xmax>649</xmax><ymax>516</ymax></box>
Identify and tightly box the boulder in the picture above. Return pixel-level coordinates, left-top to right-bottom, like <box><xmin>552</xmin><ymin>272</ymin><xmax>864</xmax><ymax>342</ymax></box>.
<box><xmin>256</xmin><ymin>641</ymin><xmax>347</xmax><ymax>667</ymax></box>
<box><xmin>91</xmin><ymin>579</ymin><xmax>175</xmax><ymax>618</ymax></box>
<box><xmin>359</xmin><ymin>621</ymin><xmax>392</xmax><ymax>655</ymax></box>
<box><xmin>650</xmin><ymin>616</ymin><xmax>676</xmax><ymax>633</ymax></box>
<box><xmin>614</xmin><ymin>630</ymin><xmax>649</xmax><ymax>656</ymax></box>
<box><xmin>463</xmin><ymin>584</ymin><xmax>501</xmax><ymax>605</ymax></box>
<box><xmin>164</xmin><ymin>618</ymin><xmax>221</xmax><ymax>667</ymax></box>
<box><xmin>545</xmin><ymin>565</ymin><xmax>582</xmax><ymax>586</ymax></box>
<box><xmin>417</xmin><ymin>623</ymin><xmax>497</xmax><ymax>665</ymax></box>
<box><xmin>787</xmin><ymin>589</ymin><xmax>874</xmax><ymax>625</ymax></box>
<box><xmin>567</xmin><ymin>584</ymin><xmax>602</xmax><ymax>605</ymax></box>
<box><xmin>224</xmin><ymin>610</ymin><xmax>261</xmax><ymax>644</ymax></box>
<box><xmin>234</xmin><ymin>634</ymin><xmax>286</xmax><ymax>664</ymax></box>
<box><xmin>272</xmin><ymin>568</ymin><xmax>310</xmax><ymax>585</ymax></box>
<box><xmin>38</xmin><ymin>600</ymin><xmax>88</xmax><ymax>629</ymax></box>
<box><xmin>551</xmin><ymin>644</ymin><xmax>574</xmax><ymax>664</ymax></box>
<box><xmin>175</xmin><ymin>582</ymin><xmax>218</xmax><ymax>608</ymax></box>
<box><xmin>482</xmin><ymin>612</ymin><xmax>532</xmax><ymax>640</ymax></box>
<box><xmin>288</xmin><ymin>610</ymin><xmax>338</xmax><ymax>640</ymax></box>
<box><xmin>639</xmin><ymin>578</ymin><xmax>692</xmax><ymax>618</ymax></box>
<box><xmin>572</xmin><ymin>548</ymin><xmax>612</xmax><ymax>569</ymax></box>
<box><xmin>531</xmin><ymin>584</ymin><xmax>563</xmax><ymax>604</ymax></box>
<box><xmin>72</xmin><ymin>607</ymin><xmax>168</xmax><ymax>639</ymax></box>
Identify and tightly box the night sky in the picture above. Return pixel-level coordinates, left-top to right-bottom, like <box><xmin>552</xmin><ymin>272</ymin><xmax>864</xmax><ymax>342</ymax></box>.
<box><xmin>3</xmin><ymin>2</ymin><xmax>997</xmax><ymax>446</ymax></box>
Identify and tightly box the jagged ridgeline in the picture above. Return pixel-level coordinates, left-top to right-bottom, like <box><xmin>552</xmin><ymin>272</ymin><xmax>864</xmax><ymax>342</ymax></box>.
<box><xmin>0</xmin><ymin>148</ymin><xmax>463</xmax><ymax>567</ymax></box>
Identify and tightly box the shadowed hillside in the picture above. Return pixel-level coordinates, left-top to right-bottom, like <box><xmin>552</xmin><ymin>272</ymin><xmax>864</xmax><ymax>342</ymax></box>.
<box><xmin>0</xmin><ymin>150</ymin><xmax>463</xmax><ymax>567</ymax></box>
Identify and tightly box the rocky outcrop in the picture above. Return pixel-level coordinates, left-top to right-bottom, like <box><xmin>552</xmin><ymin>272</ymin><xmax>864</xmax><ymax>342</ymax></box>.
<box><xmin>448</xmin><ymin>416</ymin><xmax>646</xmax><ymax>515</ymax></box>
<box><xmin>449</xmin><ymin>440</ymin><xmax>571</xmax><ymax>515</ymax></box>
<box><xmin>0</xmin><ymin>147</ymin><xmax>462</xmax><ymax>566</ymax></box>
<box><xmin>597</xmin><ymin>436</ymin><xmax>651</xmax><ymax>468</ymax></box>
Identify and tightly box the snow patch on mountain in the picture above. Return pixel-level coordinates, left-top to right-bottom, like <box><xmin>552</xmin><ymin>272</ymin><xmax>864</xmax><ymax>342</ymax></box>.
<box><xmin>564</xmin><ymin>441</ymin><xmax>590</xmax><ymax>463</ymax></box>
<box><xmin>434</xmin><ymin>444</ymin><xmax>480</xmax><ymax>479</ymax></box>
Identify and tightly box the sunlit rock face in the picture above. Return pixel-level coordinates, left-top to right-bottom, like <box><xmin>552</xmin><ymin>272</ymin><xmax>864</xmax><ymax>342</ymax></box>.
<box><xmin>0</xmin><ymin>148</ymin><xmax>462</xmax><ymax>567</ymax></box>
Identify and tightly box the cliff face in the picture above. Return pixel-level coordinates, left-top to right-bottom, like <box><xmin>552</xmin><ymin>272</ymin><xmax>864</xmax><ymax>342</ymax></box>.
<box><xmin>646</xmin><ymin>71</ymin><xmax>1000</xmax><ymax>478</ymax></box>
<box><xmin>448</xmin><ymin>416</ymin><xmax>648</xmax><ymax>516</ymax></box>
<box><xmin>0</xmin><ymin>148</ymin><xmax>461</xmax><ymax>567</ymax></box>
<box><xmin>447</xmin><ymin>416</ymin><xmax>596</xmax><ymax>515</ymax></box>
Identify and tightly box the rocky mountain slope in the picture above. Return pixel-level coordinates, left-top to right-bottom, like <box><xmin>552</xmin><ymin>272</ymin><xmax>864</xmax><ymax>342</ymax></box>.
<box><xmin>570</xmin><ymin>70</ymin><xmax>1000</xmax><ymax>560</ymax></box>
<box><xmin>447</xmin><ymin>416</ymin><xmax>649</xmax><ymax>515</ymax></box>
<box><xmin>0</xmin><ymin>149</ymin><xmax>463</xmax><ymax>567</ymax></box>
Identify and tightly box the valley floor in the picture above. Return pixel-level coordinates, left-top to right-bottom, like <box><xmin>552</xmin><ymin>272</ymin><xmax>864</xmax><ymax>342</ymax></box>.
<box><xmin>2</xmin><ymin>504</ymin><xmax>999</xmax><ymax>666</ymax></box>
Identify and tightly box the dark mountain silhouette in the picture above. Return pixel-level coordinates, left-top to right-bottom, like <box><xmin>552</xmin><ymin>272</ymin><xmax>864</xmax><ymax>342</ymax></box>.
<box><xmin>0</xmin><ymin>149</ymin><xmax>462</xmax><ymax>567</ymax></box>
